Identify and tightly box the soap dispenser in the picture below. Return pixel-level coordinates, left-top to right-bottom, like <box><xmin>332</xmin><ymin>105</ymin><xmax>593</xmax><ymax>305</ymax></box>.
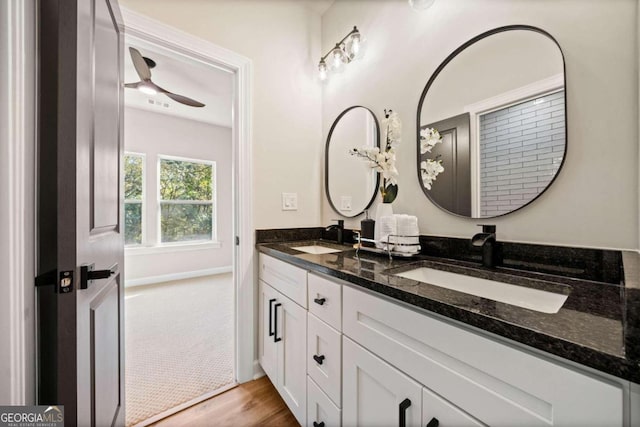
<box><xmin>360</xmin><ymin>210</ymin><xmax>375</xmax><ymax>247</ymax></box>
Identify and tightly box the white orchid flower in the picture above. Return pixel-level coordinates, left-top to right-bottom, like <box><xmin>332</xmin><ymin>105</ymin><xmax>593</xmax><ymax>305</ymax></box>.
<box><xmin>420</xmin><ymin>159</ymin><xmax>444</xmax><ymax>190</ymax></box>
<box><xmin>420</xmin><ymin>127</ymin><xmax>443</xmax><ymax>154</ymax></box>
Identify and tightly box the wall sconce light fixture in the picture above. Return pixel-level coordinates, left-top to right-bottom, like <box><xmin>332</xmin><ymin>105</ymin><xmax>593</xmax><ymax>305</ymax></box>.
<box><xmin>318</xmin><ymin>26</ymin><xmax>362</xmax><ymax>81</ymax></box>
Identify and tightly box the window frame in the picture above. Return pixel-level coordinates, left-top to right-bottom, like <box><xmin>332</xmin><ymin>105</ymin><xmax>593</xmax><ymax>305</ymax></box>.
<box><xmin>157</xmin><ymin>154</ymin><xmax>217</xmax><ymax>246</ymax></box>
<box><xmin>124</xmin><ymin>152</ymin><xmax>146</xmax><ymax>247</ymax></box>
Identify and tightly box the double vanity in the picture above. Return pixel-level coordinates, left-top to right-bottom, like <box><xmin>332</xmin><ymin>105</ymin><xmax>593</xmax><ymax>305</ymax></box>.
<box><xmin>256</xmin><ymin>229</ymin><xmax>639</xmax><ymax>427</ymax></box>
<box><xmin>264</xmin><ymin>21</ymin><xmax>639</xmax><ymax>427</ymax></box>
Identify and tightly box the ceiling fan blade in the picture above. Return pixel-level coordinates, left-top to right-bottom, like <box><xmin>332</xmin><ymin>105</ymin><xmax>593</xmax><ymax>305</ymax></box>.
<box><xmin>129</xmin><ymin>47</ymin><xmax>152</xmax><ymax>81</ymax></box>
<box><xmin>124</xmin><ymin>82</ymin><xmax>140</xmax><ymax>88</ymax></box>
<box><xmin>163</xmin><ymin>92</ymin><xmax>206</xmax><ymax>108</ymax></box>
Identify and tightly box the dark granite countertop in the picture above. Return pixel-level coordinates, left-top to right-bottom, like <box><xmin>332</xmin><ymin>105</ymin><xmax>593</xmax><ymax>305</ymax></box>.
<box><xmin>256</xmin><ymin>239</ymin><xmax>640</xmax><ymax>383</ymax></box>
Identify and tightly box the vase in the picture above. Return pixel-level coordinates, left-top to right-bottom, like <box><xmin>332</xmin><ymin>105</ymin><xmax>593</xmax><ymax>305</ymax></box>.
<box><xmin>374</xmin><ymin>202</ymin><xmax>394</xmax><ymax>248</ymax></box>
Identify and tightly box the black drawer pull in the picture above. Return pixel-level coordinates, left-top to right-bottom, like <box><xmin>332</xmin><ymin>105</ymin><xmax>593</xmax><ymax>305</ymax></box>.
<box><xmin>426</xmin><ymin>417</ymin><xmax>439</xmax><ymax>427</ymax></box>
<box><xmin>399</xmin><ymin>398</ymin><xmax>411</xmax><ymax>427</ymax></box>
<box><xmin>314</xmin><ymin>297</ymin><xmax>326</xmax><ymax>305</ymax></box>
<box><xmin>313</xmin><ymin>422</ymin><xmax>325</xmax><ymax>427</ymax></box>
<box><xmin>274</xmin><ymin>303</ymin><xmax>282</xmax><ymax>343</ymax></box>
<box><xmin>313</xmin><ymin>354</ymin><xmax>325</xmax><ymax>365</ymax></box>
<box><xmin>268</xmin><ymin>298</ymin><xmax>276</xmax><ymax>337</ymax></box>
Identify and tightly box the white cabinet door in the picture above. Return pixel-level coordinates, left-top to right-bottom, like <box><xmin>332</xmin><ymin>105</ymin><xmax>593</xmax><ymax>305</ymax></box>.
<box><xmin>258</xmin><ymin>280</ymin><xmax>278</xmax><ymax>383</ymax></box>
<box><xmin>277</xmin><ymin>292</ymin><xmax>308</xmax><ymax>426</ymax></box>
<box><xmin>422</xmin><ymin>387</ymin><xmax>484</xmax><ymax>427</ymax></box>
<box><xmin>343</xmin><ymin>337</ymin><xmax>422</xmax><ymax>427</ymax></box>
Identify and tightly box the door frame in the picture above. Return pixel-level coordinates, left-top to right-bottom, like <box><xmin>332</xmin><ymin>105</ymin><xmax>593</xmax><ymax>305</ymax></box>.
<box><xmin>121</xmin><ymin>8</ymin><xmax>256</xmax><ymax>383</ymax></box>
<box><xmin>1</xmin><ymin>0</ymin><xmax>37</xmax><ymax>405</ymax></box>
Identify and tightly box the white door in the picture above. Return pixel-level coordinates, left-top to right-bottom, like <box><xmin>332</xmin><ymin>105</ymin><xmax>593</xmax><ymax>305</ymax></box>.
<box><xmin>343</xmin><ymin>337</ymin><xmax>422</xmax><ymax>427</ymax></box>
<box><xmin>259</xmin><ymin>280</ymin><xmax>278</xmax><ymax>382</ymax></box>
<box><xmin>37</xmin><ymin>0</ymin><xmax>125</xmax><ymax>425</ymax></box>
<box><xmin>276</xmin><ymin>294</ymin><xmax>308</xmax><ymax>426</ymax></box>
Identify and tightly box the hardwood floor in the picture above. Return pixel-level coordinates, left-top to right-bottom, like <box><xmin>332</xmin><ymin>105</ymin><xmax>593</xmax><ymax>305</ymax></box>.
<box><xmin>150</xmin><ymin>376</ymin><xmax>299</xmax><ymax>427</ymax></box>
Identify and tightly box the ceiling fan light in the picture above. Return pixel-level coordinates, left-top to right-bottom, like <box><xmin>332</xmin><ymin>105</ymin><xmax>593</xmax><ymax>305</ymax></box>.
<box><xmin>138</xmin><ymin>82</ymin><xmax>157</xmax><ymax>96</ymax></box>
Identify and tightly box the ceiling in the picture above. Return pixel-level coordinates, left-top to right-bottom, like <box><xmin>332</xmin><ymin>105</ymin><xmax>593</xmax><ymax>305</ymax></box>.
<box><xmin>124</xmin><ymin>37</ymin><xmax>234</xmax><ymax>128</ymax></box>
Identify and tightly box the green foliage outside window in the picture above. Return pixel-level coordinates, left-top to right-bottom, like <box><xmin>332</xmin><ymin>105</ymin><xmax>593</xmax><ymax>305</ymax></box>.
<box><xmin>124</xmin><ymin>155</ymin><xmax>143</xmax><ymax>245</ymax></box>
<box><xmin>160</xmin><ymin>159</ymin><xmax>214</xmax><ymax>243</ymax></box>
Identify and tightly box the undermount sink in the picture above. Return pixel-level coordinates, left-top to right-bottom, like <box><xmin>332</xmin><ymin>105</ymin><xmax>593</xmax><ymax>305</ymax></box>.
<box><xmin>394</xmin><ymin>267</ymin><xmax>568</xmax><ymax>314</ymax></box>
<box><xmin>291</xmin><ymin>245</ymin><xmax>343</xmax><ymax>255</ymax></box>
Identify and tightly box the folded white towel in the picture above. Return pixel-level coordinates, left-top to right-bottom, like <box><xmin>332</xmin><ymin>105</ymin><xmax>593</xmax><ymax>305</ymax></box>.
<box><xmin>392</xmin><ymin>214</ymin><xmax>420</xmax><ymax>254</ymax></box>
<box><xmin>376</xmin><ymin>215</ymin><xmax>397</xmax><ymax>250</ymax></box>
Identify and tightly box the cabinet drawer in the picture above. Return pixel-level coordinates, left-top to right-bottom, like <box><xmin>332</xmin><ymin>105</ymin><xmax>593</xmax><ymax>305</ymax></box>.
<box><xmin>307</xmin><ymin>376</ymin><xmax>341</xmax><ymax>427</ymax></box>
<box><xmin>343</xmin><ymin>286</ymin><xmax>623</xmax><ymax>426</ymax></box>
<box><xmin>308</xmin><ymin>274</ymin><xmax>342</xmax><ymax>331</ymax></box>
<box><xmin>259</xmin><ymin>253</ymin><xmax>307</xmax><ymax>308</ymax></box>
<box><xmin>308</xmin><ymin>313</ymin><xmax>341</xmax><ymax>406</ymax></box>
<box><xmin>422</xmin><ymin>386</ymin><xmax>483</xmax><ymax>427</ymax></box>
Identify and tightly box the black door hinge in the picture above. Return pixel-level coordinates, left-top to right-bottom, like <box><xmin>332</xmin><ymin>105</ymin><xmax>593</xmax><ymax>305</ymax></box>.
<box><xmin>235</xmin><ymin>236</ymin><xmax>240</xmax><ymax>246</ymax></box>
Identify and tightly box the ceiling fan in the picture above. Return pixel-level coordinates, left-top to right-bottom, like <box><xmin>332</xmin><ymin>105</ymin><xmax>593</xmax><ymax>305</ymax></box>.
<box><xmin>125</xmin><ymin>47</ymin><xmax>206</xmax><ymax>108</ymax></box>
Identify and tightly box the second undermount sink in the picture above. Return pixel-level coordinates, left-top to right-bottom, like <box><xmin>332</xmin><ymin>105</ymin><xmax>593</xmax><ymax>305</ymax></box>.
<box><xmin>395</xmin><ymin>267</ymin><xmax>568</xmax><ymax>314</ymax></box>
<box><xmin>291</xmin><ymin>245</ymin><xmax>344</xmax><ymax>255</ymax></box>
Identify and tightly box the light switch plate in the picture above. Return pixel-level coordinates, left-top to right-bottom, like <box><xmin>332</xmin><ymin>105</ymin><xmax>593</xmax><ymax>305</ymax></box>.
<box><xmin>341</xmin><ymin>196</ymin><xmax>352</xmax><ymax>211</ymax></box>
<box><xmin>282</xmin><ymin>192</ymin><xmax>298</xmax><ymax>211</ymax></box>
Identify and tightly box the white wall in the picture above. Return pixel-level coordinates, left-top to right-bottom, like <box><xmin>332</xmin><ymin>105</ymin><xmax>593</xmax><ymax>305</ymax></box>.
<box><xmin>124</xmin><ymin>107</ymin><xmax>233</xmax><ymax>282</ymax></box>
<box><xmin>321</xmin><ymin>0</ymin><xmax>639</xmax><ymax>250</ymax></box>
<box><xmin>121</xmin><ymin>0</ymin><xmax>324</xmax><ymax>230</ymax></box>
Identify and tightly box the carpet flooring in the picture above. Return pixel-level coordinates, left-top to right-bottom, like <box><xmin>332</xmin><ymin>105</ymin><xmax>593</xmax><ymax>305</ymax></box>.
<box><xmin>125</xmin><ymin>274</ymin><xmax>234</xmax><ymax>426</ymax></box>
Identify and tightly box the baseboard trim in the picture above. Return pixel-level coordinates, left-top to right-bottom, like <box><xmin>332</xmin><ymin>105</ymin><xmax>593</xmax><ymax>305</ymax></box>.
<box><xmin>125</xmin><ymin>266</ymin><xmax>233</xmax><ymax>288</ymax></box>
<box><xmin>252</xmin><ymin>359</ymin><xmax>265</xmax><ymax>381</ymax></box>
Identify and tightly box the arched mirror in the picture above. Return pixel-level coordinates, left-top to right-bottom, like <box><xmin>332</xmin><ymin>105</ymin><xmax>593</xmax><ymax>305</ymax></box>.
<box><xmin>417</xmin><ymin>26</ymin><xmax>567</xmax><ymax>218</ymax></box>
<box><xmin>326</xmin><ymin>106</ymin><xmax>380</xmax><ymax>217</ymax></box>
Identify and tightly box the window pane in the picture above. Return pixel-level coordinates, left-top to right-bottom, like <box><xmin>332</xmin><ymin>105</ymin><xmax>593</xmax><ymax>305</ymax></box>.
<box><xmin>161</xmin><ymin>203</ymin><xmax>212</xmax><ymax>243</ymax></box>
<box><xmin>125</xmin><ymin>203</ymin><xmax>142</xmax><ymax>245</ymax></box>
<box><xmin>160</xmin><ymin>159</ymin><xmax>212</xmax><ymax>201</ymax></box>
<box><xmin>124</xmin><ymin>155</ymin><xmax>143</xmax><ymax>200</ymax></box>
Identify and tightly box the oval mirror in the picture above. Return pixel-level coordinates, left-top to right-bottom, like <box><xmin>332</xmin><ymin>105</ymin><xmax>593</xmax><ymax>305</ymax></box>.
<box><xmin>326</xmin><ymin>106</ymin><xmax>380</xmax><ymax>217</ymax></box>
<box><xmin>417</xmin><ymin>26</ymin><xmax>566</xmax><ymax>218</ymax></box>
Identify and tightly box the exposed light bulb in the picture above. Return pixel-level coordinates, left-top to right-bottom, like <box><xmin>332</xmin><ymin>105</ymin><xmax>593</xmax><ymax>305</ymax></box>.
<box><xmin>331</xmin><ymin>45</ymin><xmax>344</xmax><ymax>68</ymax></box>
<box><xmin>408</xmin><ymin>0</ymin><xmax>436</xmax><ymax>11</ymax></box>
<box><xmin>349</xmin><ymin>28</ymin><xmax>361</xmax><ymax>56</ymax></box>
<box><xmin>138</xmin><ymin>82</ymin><xmax>157</xmax><ymax>96</ymax></box>
<box><xmin>318</xmin><ymin>60</ymin><xmax>328</xmax><ymax>81</ymax></box>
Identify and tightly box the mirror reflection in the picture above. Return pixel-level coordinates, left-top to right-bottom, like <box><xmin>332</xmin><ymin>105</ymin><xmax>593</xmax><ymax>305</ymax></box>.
<box><xmin>326</xmin><ymin>106</ymin><xmax>380</xmax><ymax>217</ymax></box>
<box><xmin>418</xmin><ymin>27</ymin><xmax>566</xmax><ymax>218</ymax></box>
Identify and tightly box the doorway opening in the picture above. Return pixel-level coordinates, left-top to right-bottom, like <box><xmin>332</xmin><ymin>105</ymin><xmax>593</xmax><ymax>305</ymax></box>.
<box><xmin>122</xmin><ymin>34</ymin><xmax>237</xmax><ymax>426</ymax></box>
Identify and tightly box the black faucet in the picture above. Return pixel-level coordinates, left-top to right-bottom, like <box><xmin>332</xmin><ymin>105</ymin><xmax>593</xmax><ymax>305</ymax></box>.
<box><xmin>326</xmin><ymin>219</ymin><xmax>344</xmax><ymax>245</ymax></box>
<box><xmin>471</xmin><ymin>224</ymin><xmax>497</xmax><ymax>268</ymax></box>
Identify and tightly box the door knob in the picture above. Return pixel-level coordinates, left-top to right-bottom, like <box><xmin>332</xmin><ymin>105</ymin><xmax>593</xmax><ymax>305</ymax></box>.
<box><xmin>80</xmin><ymin>263</ymin><xmax>117</xmax><ymax>289</ymax></box>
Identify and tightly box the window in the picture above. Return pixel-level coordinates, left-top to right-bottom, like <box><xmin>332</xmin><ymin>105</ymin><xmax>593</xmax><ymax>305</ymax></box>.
<box><xmin>124</xmin><ymin>153</ymin><xmax>145</xmax><ymax>246</ymax></box>
<box><xmin>159</xmin><ymin>157</ymin><xmax>215</xmax><ymax>244</ymax></box>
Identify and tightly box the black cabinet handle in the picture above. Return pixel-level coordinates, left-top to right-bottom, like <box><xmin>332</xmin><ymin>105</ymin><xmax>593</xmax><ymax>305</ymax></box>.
<box><xmin>273</xmin><ymin>303</ymin><xmax>282</xmax><ymax>343</ymax></box>
<box><xmin>268</xmin><ymin>298</ymin><xmax>276</xmax><ymax>337</ymax></box>
<box><xmin>313</xmin><ymin>354</ymin><xmax>325</xmax><ymax>365</ymax></box>
<box><xmin>313</xmin><ymin>422</ymin><xmax>325</xmax><ymax>427</ymax></box>
<box><xmin>314</xmin><ymin>297</ymin><xmax>326</xmax><ymax>305</ymax></box>
<box><xmin>399</xmin><ymin>398</ymin><xmax>411</xmax><ymax>427</ymax></box>
<box><xmin>426</xmin><ymin>417</ymin><xmax>439</xmax><ymax>427</ymax></box>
